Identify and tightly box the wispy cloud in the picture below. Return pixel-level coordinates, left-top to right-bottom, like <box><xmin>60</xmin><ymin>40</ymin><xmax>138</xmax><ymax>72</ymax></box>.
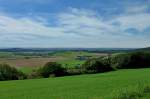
<box><xmin>0</xmin><ymin>6</ymin><xmax>150</xmax><ymax>48</ymax></box>
<box><xmin>112</xmin><ymin>13</ymin><xmax>150</xmax><ymax>32</ymax></box>
<box><xmin>0</xmin><ymin>13</ymin><xmax>64</xmax><ymax>37</ymax></box>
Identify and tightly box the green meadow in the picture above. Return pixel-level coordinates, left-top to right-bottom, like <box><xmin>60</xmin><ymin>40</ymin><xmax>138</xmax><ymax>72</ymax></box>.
<box><xmin>0</xmin><ymin>68</ymin><xmax>150</xmax><ymax>99</ymax></box>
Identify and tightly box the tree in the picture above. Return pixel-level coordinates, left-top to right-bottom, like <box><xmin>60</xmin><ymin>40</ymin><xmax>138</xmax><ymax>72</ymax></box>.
<box><xmin>39</xmin><ymin>62</ymin><xmax>66</xmax><ymax>78</ymax></box>
<box><xmin>81</xmin><ymin>58</ymin><xmax>113</xmax><ymax>73</ymax></box>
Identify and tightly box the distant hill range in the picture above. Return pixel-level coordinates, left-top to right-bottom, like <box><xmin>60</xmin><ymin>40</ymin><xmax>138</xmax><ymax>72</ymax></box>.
<box><xmin>0</xmin><ymin>48</ymin><xmax>135</xmax><ymax>53</ymax></box>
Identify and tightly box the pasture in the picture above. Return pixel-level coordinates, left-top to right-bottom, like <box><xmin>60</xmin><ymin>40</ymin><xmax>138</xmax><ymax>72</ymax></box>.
<box><xmin>0</xmin><ymin>68</ymin><xmax>150</xmax><ymax>99</ymax></box>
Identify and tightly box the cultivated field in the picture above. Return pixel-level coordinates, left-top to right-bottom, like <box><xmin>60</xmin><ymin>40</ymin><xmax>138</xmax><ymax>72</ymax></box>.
<box><xmin>0</xmin><ymin>51</ymin><xmax>108</xmax><ymax>73</ymax></box>
<box><xmin>0</xmin><ymin>57</ymin><xmax>65</xmax><ymax>67</ymax></box>
<box><xmin>0</xmin><ymin>68</ymin><xmax>150</xmax><ymax>99</ymax></box>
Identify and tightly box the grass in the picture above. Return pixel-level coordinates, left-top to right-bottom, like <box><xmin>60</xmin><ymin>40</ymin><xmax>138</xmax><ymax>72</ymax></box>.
<box><xmin>52</xmin><ymin>51</ymin><xmax>93</xmax><ymax>58</ymax></box>
<box><xmin>56</xmin><ymin>52</ymin><xmax>91</xmax><ymax>68</ymax></box>
<box><xmin>53</xmin><ymin>51</ymin><xmax>91</xmax><ymax>68</ymax></box>
<box><xmin>17</xmin><ymin>67</ymin><xmax>35</xmax><ymax>74</ymax></box>
<box><xmin>0</xmin><ymin>68</ymin><xmax>150</xmax><ymax>99</ymax></box>
<box><xmin>58</xmin><ymin>59</ymin><xmax>85</xmax><ymax>68</ymax></box>
<box><xmin>0</xmin><ymin>52</ymin><xmax>14</xmax><ymax>58</ymax></box>
<box><xmin>55</xmin><ymin>51</ymin><xmax>105</xmax><ymax>68</ymax></box>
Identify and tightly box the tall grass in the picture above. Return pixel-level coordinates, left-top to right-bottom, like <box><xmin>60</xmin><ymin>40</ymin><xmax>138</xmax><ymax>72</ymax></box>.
<box><xmin>111</xmin><ymin>83</ymin><xmax>150</xmax><ymax>99</ymax></box>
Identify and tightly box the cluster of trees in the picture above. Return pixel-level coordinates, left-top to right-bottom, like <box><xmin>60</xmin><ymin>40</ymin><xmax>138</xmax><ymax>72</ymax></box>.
<box><xmin>0</xmin><ymin>64</ymin><xmax>26</xmax><ymax>81</ymax></box>
<box><xmin>28</xmin><ymin>62</ymin><xmax>67</xmax><ymax>79</ymax></box>
<box><xmin>1</xmin><ymin>52</ymin><xmax>150</xmax><ymax>81</ymax></box>
<box><xmin>79</xmin><ymin>52</ymin><xmax>150</xmax><ymax>73</ymax></box>
<box><xmin>110</xmin><ymin>52</ymin><xmax>150</xmax><ymax>69</ymax></box>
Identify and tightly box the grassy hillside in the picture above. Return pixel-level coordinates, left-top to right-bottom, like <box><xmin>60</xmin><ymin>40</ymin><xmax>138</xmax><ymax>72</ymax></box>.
<box><xmin>0</xmin><ymin>68</ymin><xmax>150</xmax><ymax>99</ymax></box>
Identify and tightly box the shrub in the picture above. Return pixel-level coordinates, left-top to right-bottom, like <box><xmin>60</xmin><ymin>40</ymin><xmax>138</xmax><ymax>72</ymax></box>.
<box><xmin>66</xmin><ymin>67</ymin><xmax>82</xmax><ymax>75</ymax></box>
<box><xmin>0</xmin><ymin>64</ymin><xmax>26</xmax><ymax>81</ymax></box>
<box><xmin>27</xmin><ymin>70</ymin><xmax>42</xmax><ymax>79</ymax></box>
<box><xmin>38</xmin><ymin>62</ymin><xmax>66</xmax><ymax>78</ymax></box>
<box><xmin>81</xmin><ymin>58</ymin><xmax>113</xmax><ymax>73</ymax></box>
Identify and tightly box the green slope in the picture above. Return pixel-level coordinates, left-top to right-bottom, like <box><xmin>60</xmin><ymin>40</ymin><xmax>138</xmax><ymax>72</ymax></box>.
<box><xmin>0</xmin><ymin>68</ymin><xmax>150</xmax><ymax>99</ymax></box>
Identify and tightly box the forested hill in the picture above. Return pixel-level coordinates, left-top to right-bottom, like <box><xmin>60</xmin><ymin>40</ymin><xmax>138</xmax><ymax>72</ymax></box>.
<box><xmin>135</xmin><ymin>47</ymin><xmax>150</xmax><ymax>52</ymax></box>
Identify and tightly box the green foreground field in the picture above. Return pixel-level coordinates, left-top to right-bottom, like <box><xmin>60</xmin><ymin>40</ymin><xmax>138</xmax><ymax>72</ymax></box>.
<box><xmin>0</xmin><ymin>68</ymin><xmax>150</xmax><ymax>99</ymax></box>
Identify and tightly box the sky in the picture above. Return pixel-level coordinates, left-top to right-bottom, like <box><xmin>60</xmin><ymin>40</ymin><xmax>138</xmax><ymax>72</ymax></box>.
<box><xmin>0</xmin><ymin>0</ymin><xmax>150</xmax><ymax>48</ymax></box>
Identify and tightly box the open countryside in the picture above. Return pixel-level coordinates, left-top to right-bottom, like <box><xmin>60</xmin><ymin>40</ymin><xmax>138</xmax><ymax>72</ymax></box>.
<box><xmin>0</xmin><ymin>0</ymin><xmax>150</xmax><ymax>99</ymax></box>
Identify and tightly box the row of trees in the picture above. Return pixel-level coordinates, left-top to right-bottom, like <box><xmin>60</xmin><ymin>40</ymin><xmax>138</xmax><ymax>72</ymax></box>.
<box><xmin>1</xmin><ymin>52</ymin><xmax>150</xmax><ymax>81</ymax></box>
<box><xmin>82</xmin><ymin>52</ymin><xmax>150</xmax><ymax>72</ymax></box>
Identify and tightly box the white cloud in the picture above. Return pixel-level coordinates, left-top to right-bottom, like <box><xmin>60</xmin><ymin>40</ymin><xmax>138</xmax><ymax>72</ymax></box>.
<box><xmin>0</xmin><ymin>14</ymin><xmax>65</xmax><ymax>37</ymax></box>
<box><xmin>111</xmin><ymin>13</ymin><xmax>150</xmax><ymax>31</ymax></box>
<box><xmin>58</xmin><ymin>8</ymin><xmax>115</xmax><ymax>37</ymax></box>
<box><xmin>0</xmin><ymin>8</ymin><xmax>150</xmax><ymax>48</ymax></box>
<box><xmin>117</xmin><ymin>2</ymin><xmax>150</xmax><ymax>32</ymax></box>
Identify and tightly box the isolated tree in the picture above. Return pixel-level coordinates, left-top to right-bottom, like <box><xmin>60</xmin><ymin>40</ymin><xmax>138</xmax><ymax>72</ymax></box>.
<box><xmin>39</xmin><ymin>62</ymin><xmax>66</xmax><ymax>77</ymax></box>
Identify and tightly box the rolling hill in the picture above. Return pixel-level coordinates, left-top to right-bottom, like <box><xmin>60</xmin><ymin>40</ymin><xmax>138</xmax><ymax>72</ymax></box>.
<box><xmin>0</xmin><ymin>68</ymin><xmax>150</xmax><ymax>99</ymax></box>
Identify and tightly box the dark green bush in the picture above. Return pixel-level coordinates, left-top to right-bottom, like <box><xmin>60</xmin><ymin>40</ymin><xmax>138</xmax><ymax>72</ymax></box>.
<box><xmin>81</xmin><ymin>58</ymin><xmax>113</xmax><ymax>73</ymax></box>
<box><xmin>38</xmin><ymin>62</ymin><xmax>66</xmax><ymax>78</ymax></box>
<box><xmin>0</xmin><ymin>64</ymin><xmax>26</xmax><ymax>81</ymax></box>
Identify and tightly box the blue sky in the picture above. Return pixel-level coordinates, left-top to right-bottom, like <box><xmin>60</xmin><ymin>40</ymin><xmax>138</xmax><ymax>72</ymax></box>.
<box><xmin>0</xmin><ymin>0</ymin><xmax>150</xmax><ymax>48</ymax></box>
